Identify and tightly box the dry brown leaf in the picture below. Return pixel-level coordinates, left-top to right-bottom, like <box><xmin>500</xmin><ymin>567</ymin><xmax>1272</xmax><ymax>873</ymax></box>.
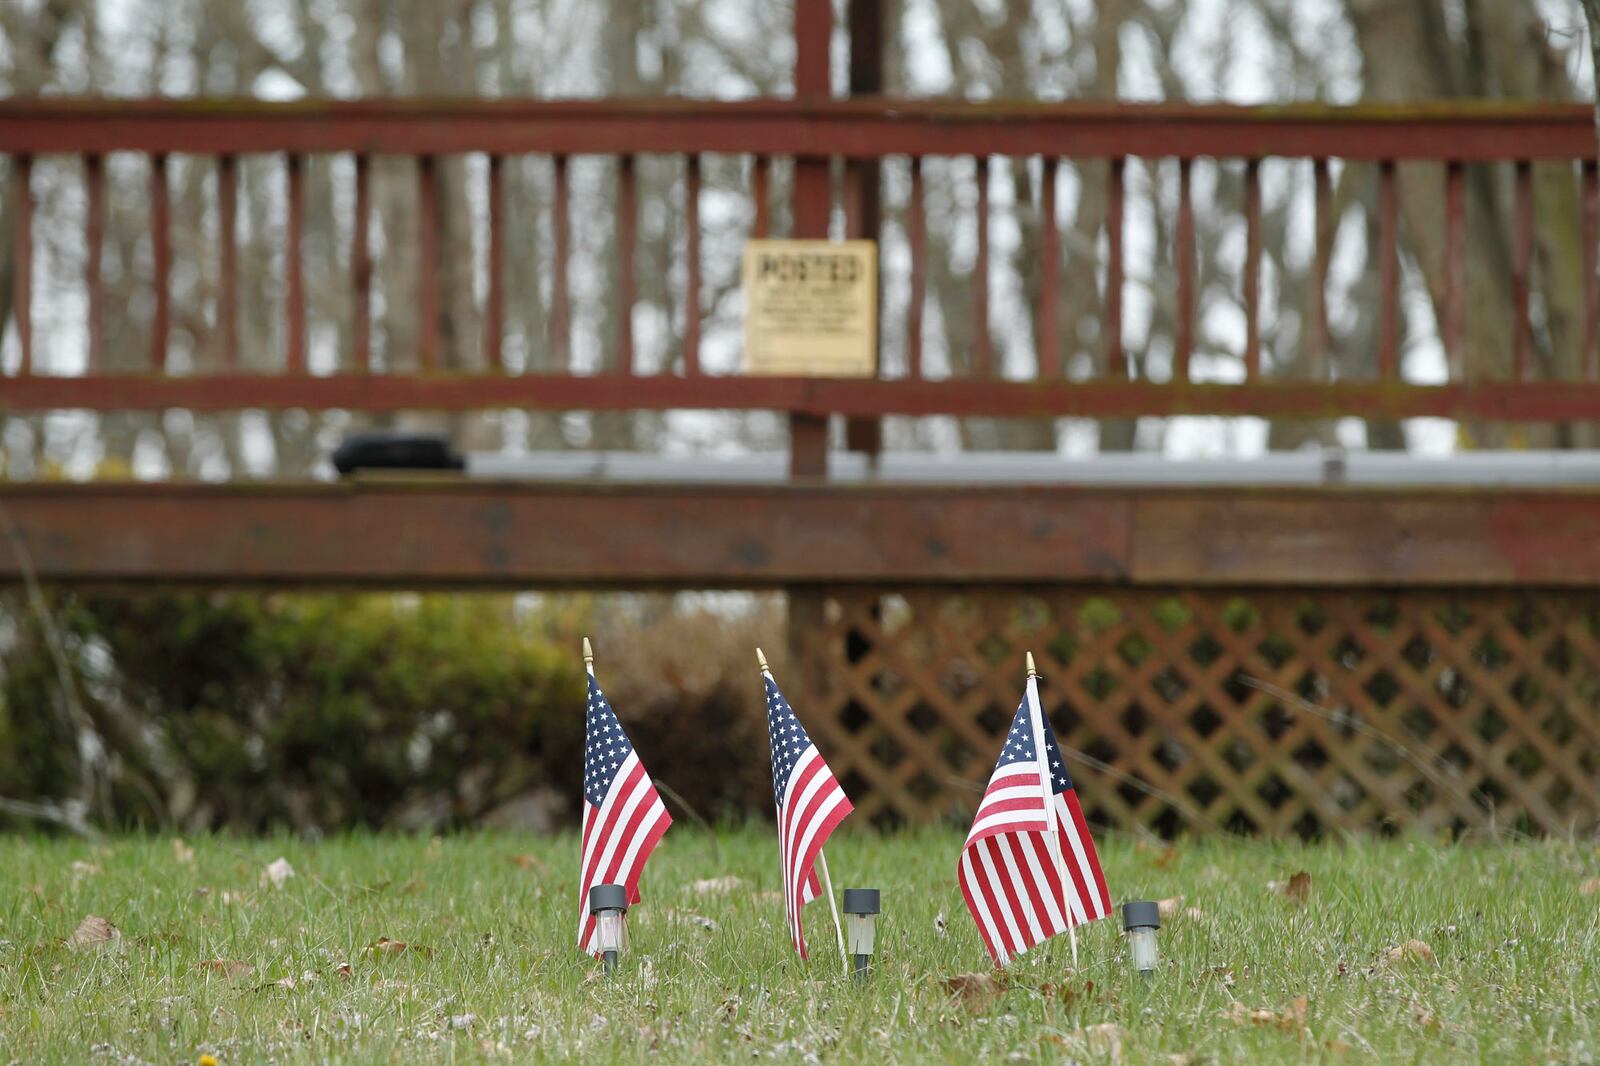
<box><xmin>942</xmin><ymin>972</ymin><xmax>1002</xmax><ymax>1010</ymax></box>
<box><xmin>1282</xmin><ymin>996</ymin><xmax>1309</xmax><ymax>1024</ymax></box>
<box><xmin>1384</xmin><ymin>939</ymin><xmax>1434</xmax><ymax>964</ymax></box>
<box><xmin>260</xmin><ymin>857</ymin><xmax>295</xmax><ymax>888</ymax></box>
<box><xmin>367</xmin><ymin>937</ymin><xmax>430</xmax><ymax>958</ymax></box>
<box><xmin>1580</xmin><ymin>877</ymin><xmax>1600</xmax><ymax>896</ymax></box>
<box><xmin>198</xmin><ymin>959</ymin><xmax>255</xmax><ymax>980</ymax></box>
<box><xmin>1157</xmin><ymin>896</ymin><xmax>1183</xmax><ymax>919</ymax></box>
<box><xmin>1284</xmin><ymin>870</ymin><xmax>1312</xmax><ymax>903</ymax></box>
<box><xmin>335</xmin><ymin>961</ymin><xmax>353</xmax><ymax>979</ymax></box>
<box><xmin>690</xmin><ymin>876</ymin><xmax>744</xmax><ymax>896</ymax></box>
<box><xmin>1222</xmin><ymin>996</ymin><xmax>1307</xmax><ymax>1032</ymax></box>
<box><xmin>67</xmin><ymin>914</ymin><xmax>122</xmax><ymax>952</ymax></box>
<box><xmin>508</xmin><ymin>854</ymin><xmax>548</xmax><ymax>874</ymax></box>
<box><xmin>172</xmin><ymin>839</ymin><xmax>195</xmax><ymax>865</ymax></box>
<box><xmin>1154</xmin><ymin>846</ymin><xmax>1180</xmax><ymax>869</ymax></box>
<box><xmin>1040</xmin><ymin>978</ymin><xmax>1095</xmax><ymax>1006</ymax></box>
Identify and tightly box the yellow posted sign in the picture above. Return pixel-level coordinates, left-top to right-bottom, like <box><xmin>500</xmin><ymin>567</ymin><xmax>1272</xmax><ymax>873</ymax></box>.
<box><xmin>742</xmin><ymin>239</ymin><xmax>877</xmax><ymax>376</ymax></box>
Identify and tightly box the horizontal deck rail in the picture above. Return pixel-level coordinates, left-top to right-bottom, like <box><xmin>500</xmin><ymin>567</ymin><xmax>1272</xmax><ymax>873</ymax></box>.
<box><xmin>0</xmin><ymin>99</ymin><xmax>1592</xmax><ymax>160</ymax></box>
<box><xmin>7</xmin><ymin>375</ymin><xmax>1600</xmax><ymax>421</ymax></box>
<box><xmin>3</xmin><ymin>99</ymin><xmax>1598</xmax><ymax>427</ymax></box>
<box><xmin>3</xmin><ymin>481</ymin><xmax>1599</xmax><ymax>588</ymax></box>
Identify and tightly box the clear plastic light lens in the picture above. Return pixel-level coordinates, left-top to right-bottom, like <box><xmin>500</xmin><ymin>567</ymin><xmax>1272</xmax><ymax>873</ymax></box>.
<box><xmin>846</xmin><ymin>912</ymin><xmax>876</xmax><ymax>957</ymax></box>
<box><xmin>1129</xmin><ymin>926</ymin><xmax>1158</xmax><ymax>972</ymax></box>
<box><xmin>596</xmin><ymin>910</ymin><xmax>625</xmax><ymax>956</ymax></box>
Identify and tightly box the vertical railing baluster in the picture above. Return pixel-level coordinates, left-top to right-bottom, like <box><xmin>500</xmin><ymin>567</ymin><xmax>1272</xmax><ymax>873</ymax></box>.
<box><xmin>907</xmin><ymin>156</ymin><xmax>925</xmax><ymax>380</ymax></box>
<box><xmin>85</xmin><ymin>154</ymin><xmax>105</xmax><ymax>372</ymax></box>
<box><xmin>1174</xmin><ymin>157</ymin><xmax>1195</xmax><ymax>381</ymax></box>
<box><xmin>684</xmin><ymin>153</ymin><xmax>701</xmax><ymax>376</ymax></box>
<box><xmin>616</xmin><ymin>154</ymin><xmax>636</xmax><ymax>375</ymax></box>
<box><xmin>484</xmin><ymin>153</ymin><xmax>505</xmax><ymax>371</ymax></box>
<box><xmin>1243</xmin><ymin>159</ymin><xmax>1262</xmax><ymax>380</ymax></box>
<box><xmin>974</xmin><ymin>155</ymin><xmax>991</xmax><ymax>376</ymax></box>
<box><xmin>1036</xmin><ymin>157</ymin><xmax>1060</xmax><ymax>379</ymax></box>
<box><xmin>12</xmin><ymin>155</ymin><xmax>31</xmax><ymax>375</ymax></box>
<box><xmin>1311</xmin><ymin>158</ymin><xmax>1331</xmax><ymax>379</ymax></box>
<box><xmin>218</xmin><ymin>154</ymin><xmax>239</xmax><ymax>370</ymax></box>
<box><xmin>416</xmin><ymin>154</ymin><xmax>440</xmax><ymax>372</ymax></box>
<box><xmin>1584</xmin><ymin>161</ymin><xmax>1598</xmax><ymax>382</ymax></box>
<box><xmin>1443</xmin><ymin>161</ymin><xmax>1466</xmax><ymax>381</ymax></box>
<box><xmin>551</xmin><ymin>154</ymin><xmax>570</xmax><ymax>368</ymax></box>
<box><xmin>753</xmin><ymin>154</ymin><xmax>771</xmax><ymax>239</ymax></box>
<box><xmin>1105</xmin><ymin>157</ymin><xmax>1125</xmax><ymax>378</ymax></box>
<box><xmin>150</xmin><ymin>153</ymin><xmax>171</xmax><ymax>372</ymax></box>
<box><xmin>1513</xmin><ymin>159</ymin><xmax>1534</xmax><ymax>381</ymax></box>
<box><xmin>286</xmin><ymin>153</ymin><xmax>306</xmax><ymax>373</ymax></box>
<box><xmin>351</xmin><ymin>153</ymin><xmax>371</xmax><ymax>372</ymax></box>
<box><xmin>1377</xmin><ymin>159</ymin><xmax>1399</xmax><ymax>381</ymax></box>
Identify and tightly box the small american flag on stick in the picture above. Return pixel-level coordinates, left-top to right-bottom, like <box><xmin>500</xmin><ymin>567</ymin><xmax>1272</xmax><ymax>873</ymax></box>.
<box><xmin>577</xmin><ymin>638</ymin><xmax>671</xmax><ymax>958</ymax></box>
<box><xmin>760</xmin><ymin>649</ymin><xmax>853</xmax><ymax>962</ymax></box>
<box><xmin>959</xmin><ymin>653</ymin><xmax>1111</xmax><ymax>966</ymax></box>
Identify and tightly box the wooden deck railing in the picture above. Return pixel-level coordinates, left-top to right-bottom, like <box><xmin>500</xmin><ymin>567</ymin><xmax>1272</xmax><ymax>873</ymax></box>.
<box><xmin>3</xmin><ymin>98</ymin><xmax>1598</xmax><ymax>425</ymax></box>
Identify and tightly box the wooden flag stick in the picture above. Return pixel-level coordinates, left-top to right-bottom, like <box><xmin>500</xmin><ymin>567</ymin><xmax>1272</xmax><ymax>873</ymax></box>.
<box><xmin>756</xmin><ymin>646</ymin><xmax>769</xmax><ymax>674</ymax></box>
<box><xmin>1026</xmin><ymin>652</ymin><xmax>1078</xmax><ymax>972</ymax></box>
<box><xmin>817</xmin><ymin>849</ymin><xmax>850</xmax><ymax>975</ymax></box>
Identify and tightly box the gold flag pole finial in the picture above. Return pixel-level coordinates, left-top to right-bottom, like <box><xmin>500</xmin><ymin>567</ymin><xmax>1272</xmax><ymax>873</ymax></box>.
<box><xmin>582</xmin><ymin>637</ymin><xmax>594</xmax><ymax>670</ymax></box>
<box><xmin>1025</xmin><ymin>651</ymin><xmax>1038</xmax><ymax>679</ymax></box>
<box><xmin>756</xmin><ymin>647</ymin><xmax>770</xmax><ymax>674</ymax></box>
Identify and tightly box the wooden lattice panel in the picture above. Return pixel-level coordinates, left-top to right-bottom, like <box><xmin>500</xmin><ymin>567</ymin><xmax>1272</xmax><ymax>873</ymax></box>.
<box><xmin>790</xmin><ymin>589</ymin><xmax>1600</xmax><ymax>837</ymax></box>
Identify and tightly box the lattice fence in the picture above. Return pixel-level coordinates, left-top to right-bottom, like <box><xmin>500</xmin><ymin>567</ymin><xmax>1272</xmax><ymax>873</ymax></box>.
<box><xmin>789</xmin><ymin>589</ymin><xmax>1600</xmax><ymax>837</ymax></box>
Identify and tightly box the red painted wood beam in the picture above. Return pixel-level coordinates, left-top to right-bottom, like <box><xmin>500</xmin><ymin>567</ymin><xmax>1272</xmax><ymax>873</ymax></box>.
<box><xmin>0</xmin><ymin>100</ymin><xmax>1589</xmax><ymax>161</ymax></box>
<box><xmin>2</xmin><ymin>482</ymin><xmax>1598</xmax><ymax>588</ymax></box>
<box><xmin>5</xmin><ymin>374</ymin><xmax>1600</xmax><ymax>422</ymax></box>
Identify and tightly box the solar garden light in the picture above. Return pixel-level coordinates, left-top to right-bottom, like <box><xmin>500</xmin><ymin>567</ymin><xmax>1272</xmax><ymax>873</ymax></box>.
<box><xmin>1122</xmin><ymin>900</ymin><xmax>1161</xmax><ymax>974</ymax></box>
<box><xmin>589</xmin><ymin>883</ymin><xmax>628</xmax><ymax>973</ymax></box>
<box><xmin>842</xmin><ymin>888</ymin><xmax>880</xmax><ymax>979</ymax></box>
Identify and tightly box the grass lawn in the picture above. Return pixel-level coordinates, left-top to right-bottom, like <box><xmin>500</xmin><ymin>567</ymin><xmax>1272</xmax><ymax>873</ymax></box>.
<box><xmin>0</xmin><ymin>827</ymin><xmax>1597</xmax><ymax>1063</ymax></box>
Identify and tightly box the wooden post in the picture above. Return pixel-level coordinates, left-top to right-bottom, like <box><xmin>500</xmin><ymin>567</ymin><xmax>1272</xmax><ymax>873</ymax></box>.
<box><xmin>790</xmin><ymin>0</ymin><xmax>833</xmax><ymax>479</ymax></box>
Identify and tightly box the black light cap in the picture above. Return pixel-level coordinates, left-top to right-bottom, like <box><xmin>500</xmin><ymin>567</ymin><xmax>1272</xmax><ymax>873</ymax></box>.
<box><xmin>842</xmin><ymin>888</ymin><xmax>880</xmax><ymax>915</ymax></box>
<box><xmin>589</xmin><ymin>883</ymin><xmax>628</xmax><ymax>915</ymax></box>
<box><xmin>1122</xmin><ymin>900</ymin><xmax>1160</xmax><ymax>931</ymax></box>
<box><xmin>331</xmin><ymin>432</ymin><xmax>464</xmax><ymax>476</ymax></box>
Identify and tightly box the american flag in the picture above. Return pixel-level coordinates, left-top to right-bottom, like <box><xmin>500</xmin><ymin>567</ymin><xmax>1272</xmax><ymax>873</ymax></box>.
<box><xmin>958</xmin><ymin>676</ymin><xmax>1111</xmax><ymax>965</ymax></box>
<box><xmin>764</xmin><ymin>671</ymin><xmax>853</xmax><ymax>960</ymax></box>
<box><xmin>577</xmin><ymin>670</ymin><xmax>671</xmax><ymax>957</ymax></box>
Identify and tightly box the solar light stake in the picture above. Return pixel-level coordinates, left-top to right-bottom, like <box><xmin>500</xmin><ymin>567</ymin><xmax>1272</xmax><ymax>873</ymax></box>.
<box><xmin>1122</xmin><ymin>900</ymin><xmax>1161</xmax><ymax>974</ymax></box>
<box><xmin>590</xmin><ymin>883</ymin><xmax>628</xmax><ymax>974</ymax></box>
<box><xmin>842</xmin><ymin>888</ymin><xmax>880</xmax><ymax>979</ymax></box>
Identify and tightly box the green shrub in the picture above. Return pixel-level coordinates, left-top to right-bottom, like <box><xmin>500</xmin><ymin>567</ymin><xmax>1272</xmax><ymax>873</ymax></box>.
<box><xmin>0</xmin><ymin>593</ymin><xmax>586</xmax><ymax>832</ymax></box>
<box><xmin>0</xmin><ymin>592</ymin><xmax>784</xmax><ymax>834</ymax></box>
